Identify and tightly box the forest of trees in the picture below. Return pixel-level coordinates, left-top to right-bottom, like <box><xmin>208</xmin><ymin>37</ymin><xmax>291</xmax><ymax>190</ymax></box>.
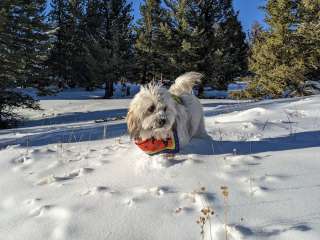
<box><xmin>0</xmin><ymin>0</ymin><xmax>319</xmax><ymax>128</ymax></box>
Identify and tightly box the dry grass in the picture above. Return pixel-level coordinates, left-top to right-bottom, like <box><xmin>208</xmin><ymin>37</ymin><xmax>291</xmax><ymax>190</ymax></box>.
<box><xmin>194</xmin><ymin>185</ymin><xmax>231</xmax><ymax>240</ymax></box>
<box><xmin>220</xmin><ymin>186</ymin><xmax>229</xmax><ymax>240</ymax></box>
<box><xmin>197</xmin><ymin>205</ymin><xmax>215</xmax><ymax>240</ymax></box>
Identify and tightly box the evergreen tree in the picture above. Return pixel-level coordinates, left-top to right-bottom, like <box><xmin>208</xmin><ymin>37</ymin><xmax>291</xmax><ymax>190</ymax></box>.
<box><xmin>135</xmin><ymin>0</ymin><xmax>169</xmax><ymax>83</ymax></box>
<box><xmin>49</xmin><ymin>0</ymin><xmax>133</xmax><ymax>96</ymax></box>
<box><xmin>1</xmin><ymin>0</ymin><xmax>49</xmax><ymax>89</ymax></box>
<box><xmin>76</xmin><ymin>0</ymin><xmax>103</xmax><ymax>90</ymax></box>
<box><xmin>0</xmin><ymin>1</ymin><xmax>43</xmax><ymax>128</ymax></box>
<box><xmin>189</xmin><ymin>0</ymin><xmax>247</xmax><ymax>88</ymax></box>
<box><xmin>249</xmin><ymin>21</ymin><xmax>264</xmax><ymax>45</ymax></box>
<box><xmin>160</xmin><ymin>0</ymin><xmax>248</xmax><ymax>89</ymax></box>
<box><xmin>247</xmin><ymin>0</ymin><xmax>319</xmax><ymax>98</ymax></box>
<box><xmin>79</xmin><ymin>1</ymin><xmax>110</xmax><ymax>91</ymax></box>
<box><xmin>162</xmin><ymin>0</ymin><xmax>201</xmax><ymax>77</ymax></box>
<box><xmin>49</xmin><ymin>0</ymin><xmax>85</xmax><ymax>88</ymax></box>
<box><xmin>48</xmin><ymin>0</ymin><xmax>69</xmax><ymax>86</ymax></box>
<box><xmin>100</xmin><ymin>0</ymin><xmax>133</xmax><ymax>98</ymax></box>
<box><xmin>22</xmin><ymin>1</ymin><xmax>50</xmax><ymax>90</ymax></box>
<box><xmin>296</xmin><ymin>0</ymin><xmax>320</xmax><ymax>81</ymax></box>
<box><xmin>0</xmin><ymin>1</ymin><xmax>16</xmax><ymax>87</ymax></box>
<box><xmin>65</xmin><ymin>0</ymin><xmax>86</xmax><ymax>87</ymax></box>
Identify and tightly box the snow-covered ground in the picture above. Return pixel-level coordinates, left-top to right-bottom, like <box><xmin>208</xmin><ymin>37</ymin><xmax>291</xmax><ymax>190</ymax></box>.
<box><xmin>1</xmin><ymin>89</ymin><xmax>320</xmax><ymax>240</ymax></box>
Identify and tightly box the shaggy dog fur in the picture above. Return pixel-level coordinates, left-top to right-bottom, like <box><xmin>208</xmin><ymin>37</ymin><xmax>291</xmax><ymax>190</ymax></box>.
<box><xmin>127</xmin><ymin>72</ymin><xmax>207</xmax><ymax>148</ymax></box>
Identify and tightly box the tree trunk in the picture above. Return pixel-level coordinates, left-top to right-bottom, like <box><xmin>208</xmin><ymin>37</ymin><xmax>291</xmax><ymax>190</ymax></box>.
<box><xmin>104</xmin><ymin>80</ymin><xmax>113</xmax><ymax>98</ymax></box>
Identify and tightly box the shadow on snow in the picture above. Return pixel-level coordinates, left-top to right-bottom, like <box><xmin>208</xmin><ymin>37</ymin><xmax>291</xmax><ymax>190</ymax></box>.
<box><xmin>181</xmin><ymin>130</ymin><xmax>320</xmax><ymax>156</ymax></box>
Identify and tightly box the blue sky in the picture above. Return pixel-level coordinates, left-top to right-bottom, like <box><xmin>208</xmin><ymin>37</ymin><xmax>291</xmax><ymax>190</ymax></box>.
<box><xmin>131</xmin><ymin>0</ymin><xmax>266</xmax><ymax>33</ymax></box>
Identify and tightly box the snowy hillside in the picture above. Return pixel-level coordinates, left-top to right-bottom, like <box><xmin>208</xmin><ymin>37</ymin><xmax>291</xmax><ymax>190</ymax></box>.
<box><xmin>1</xmin><ymin>91</ymin><xmax>320</xmax><ymax>240</ymax></box>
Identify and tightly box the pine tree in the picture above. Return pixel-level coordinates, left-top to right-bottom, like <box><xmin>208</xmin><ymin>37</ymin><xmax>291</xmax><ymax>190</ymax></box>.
<box><xmin>0</xmin><ymin>1</ymin><xmax>16</xmax><ymax>87</ymax></box>
<box><xmin>248</xmin><ymin>0</ymin><xmax>307</xmax><ymax>98</ymax></box>
<box><xmin>249</xmin><ymin>21</ymin><xmax>264</xmax><ymax>45</ymax></box>
<box><xmin>135</xmin><ymin>0</ymin><xmax>169</xmax><ymax>83</ymax></box>
<box><xmin>65</xmin><ymin>0</ymin><xmax>86</xmax><ymax>87</ymax></box>
<box><xmin>1</xmin><ymin>0</ymin><xmax>49</xmax><ymax>89</ymax></box>
<box><xmin>161</xmin><ymin>0</ymin><xmax>248</xmax><ymax>89</ymax></box>
<box><xmin>0</xmin><ymin>1</ymin><xmax>42</xmax><ymax>128</ymax></box>
<box><xmin>23</xmin><ymin>1</ymin><xmax>50</xmax><ymax>90</ymax></box>
<box><xmin>76</xmin><ymin>0</ymin><xmax>103</xmax><ymax>90</ymax></box>
<box><xmin>49</xmin><ymin>0</ymin><xmax>133</xmax><ymax>96</ymax></box>
<box><xmin>77</xmin><ymin>1</ymin><xmax>110</xmax><ymax>91</ymax></box>
<box><xmin>296</xmin><ymin>0</ymin><xmax>320</xmax><ymax>81</ymax></box>
<box><xmin>49</xmin><ymin>0</ymin><xmax>85</xmax><ymax>88</ymax></box>
<box><xmin>48</xmin><ymin>0</ymin><xmax>69</xmax><ymax>86</ymax></box>
<box><xmin>101</xmin><ymin>0</ymin><xmax>133</xmax><ymax>98</ymax></box>
<box><xmin>161</xmin><ymin>0</ymin><xmax>201</xmax><ymax>77</ymax></box>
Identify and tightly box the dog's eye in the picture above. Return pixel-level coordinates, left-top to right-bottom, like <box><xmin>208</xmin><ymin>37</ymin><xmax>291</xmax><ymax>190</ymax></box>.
<box><xmin>148</xmin><ymin>105</ymin><xmax>155</xmax><ymax>113</ymax></box>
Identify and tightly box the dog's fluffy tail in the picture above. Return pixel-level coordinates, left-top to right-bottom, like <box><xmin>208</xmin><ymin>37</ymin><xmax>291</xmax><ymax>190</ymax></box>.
<box><xmin>169</xmin><ymin>72</ymin><xmax>203</xmax><ymax>96</ymax></box>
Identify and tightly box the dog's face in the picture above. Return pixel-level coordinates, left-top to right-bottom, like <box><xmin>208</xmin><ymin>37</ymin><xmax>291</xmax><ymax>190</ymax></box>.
<box><xmin>127</xmin><ymin>84</ymin><xmax>177</xmax><ymax>139</ymax></box>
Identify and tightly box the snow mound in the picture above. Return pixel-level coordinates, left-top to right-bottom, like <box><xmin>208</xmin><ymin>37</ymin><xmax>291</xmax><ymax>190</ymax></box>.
<box><xmin>214</xmin><ymin>107</ymin><xmax>268</xmax><ymax>123</ymax></box>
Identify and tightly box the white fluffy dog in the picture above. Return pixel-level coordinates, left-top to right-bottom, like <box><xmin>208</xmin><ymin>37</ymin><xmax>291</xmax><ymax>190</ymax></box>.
<box><xmin>127</xmin><ymin>72</ymin><xmax>207</xmax><ymax>148</ymax></box>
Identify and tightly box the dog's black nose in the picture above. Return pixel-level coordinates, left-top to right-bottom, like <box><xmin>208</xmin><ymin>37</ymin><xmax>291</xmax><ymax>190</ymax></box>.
<box><xmin>158</xmin><ymin>119</ymin><xmax>166</xmax><ymax>127</ymax></box>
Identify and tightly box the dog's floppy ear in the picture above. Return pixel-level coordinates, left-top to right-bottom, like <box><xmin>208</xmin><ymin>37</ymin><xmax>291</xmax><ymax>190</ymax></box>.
<box><xmin>126</xmin><ymin>110</ymin><xmax>140</xmax><ymax>138</ymax></box>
